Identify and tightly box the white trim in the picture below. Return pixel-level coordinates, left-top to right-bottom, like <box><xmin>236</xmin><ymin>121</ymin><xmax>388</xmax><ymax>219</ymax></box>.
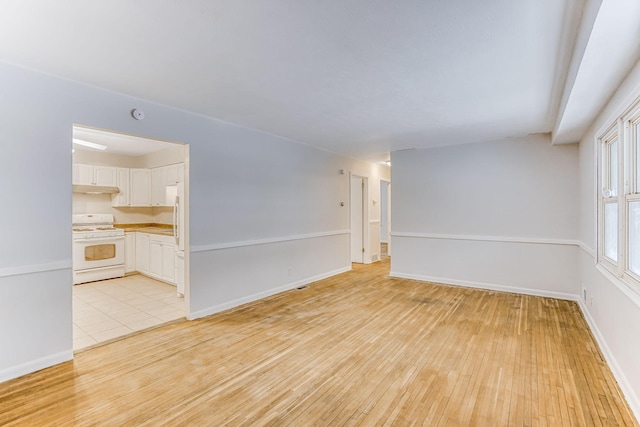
<box><xmin>596</xmin><ymin>263</ymin><xmax>640</xmax><ymax>309</ymax></box>
<box><xmin>188</xmin><ymin>266</ymin><xmax>351</xmax><ymax>320</ymax></box>
<box><xmin>578</xmin><ymin>241</ymin><xmax>596</xmax><ymax>258</ymax></box>
<box><xmin>389</xmin><ymin>271</ymin><xmax>577</xmax><ymax>301</ymax></box>
<box><xmin>391</xmin><ymin>232</ymin><xmax>579</xmax><ymax>247</ymax></box>
<box><xmin>0</xmin><ymin>260</ymin><xmax>72</xmax><ymax>278</ymax></box>
<box><xmin>369</xmin><ymin>220</ymin><xmax>381</xmax><ymax>224</ymax></box>
<box><xmin>595</xmin><ymin>87</ymin><xmax>640</xmax><ymax>141</ymax></box>
<box><xmin>576</xmin><ymin>298</ymin><xmax>640</xmax><ymax>421</ymax></box>
<box><xmin>0</xmin><ymin>350</ymin><xmax>73</xmax><ymax>383</ymax></box>
<box><xmin>190</xmin><ymin>230</ymin><xmax>351</xmax><ymax>253</ymax></box>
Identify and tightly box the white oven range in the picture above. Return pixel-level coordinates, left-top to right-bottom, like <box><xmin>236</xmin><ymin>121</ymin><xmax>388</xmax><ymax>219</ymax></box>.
<box><xmin>72</xmin><ymin>214</ymin><xmax>125</xmax><ymax>285</ymax></box>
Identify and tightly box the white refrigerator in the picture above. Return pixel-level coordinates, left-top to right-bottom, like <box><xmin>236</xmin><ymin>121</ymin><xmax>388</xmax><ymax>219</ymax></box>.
<box><xmin>172</xmin><ymin>182</ymin><xmax>185</xmax><ymax>296</ymax></box>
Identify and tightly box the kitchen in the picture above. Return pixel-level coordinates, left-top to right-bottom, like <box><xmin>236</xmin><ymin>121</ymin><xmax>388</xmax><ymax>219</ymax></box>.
<box><xmin>71</xmin><ymin>125</ymin><xmax>187</xmax><ymax>350</ymax></box>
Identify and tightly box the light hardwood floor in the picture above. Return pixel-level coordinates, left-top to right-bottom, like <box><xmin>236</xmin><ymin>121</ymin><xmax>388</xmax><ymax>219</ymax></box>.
<box><xmin>1</xmin><ymin>259</ymin><xmax>637</xmax><ymax>426</ymax></box>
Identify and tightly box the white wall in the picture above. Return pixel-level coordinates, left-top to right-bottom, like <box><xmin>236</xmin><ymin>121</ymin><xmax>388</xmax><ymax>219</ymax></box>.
<box><xmin>0</xmin><ymin>61</ymin><xmax>388</xmax><ymax>382</ymax></box>
<box><xmin>391</xmin><ymin>135</ymin><xmax>580</xmax><ymax>298</ymax></box>
<box><xmin>577</xmin><ymin>58</ymin><xmax>640</xmax><ymax>419</ymax></box>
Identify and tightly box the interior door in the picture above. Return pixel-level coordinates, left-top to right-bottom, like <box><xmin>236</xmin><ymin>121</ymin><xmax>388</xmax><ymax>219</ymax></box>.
<box><xmin>351</xmin><ymin>176</ymin><xmax>364</xmax><ymax>263</ymax></box>
<box><xmin>380</xmin><ymin>181</ymin><xmax>389</xmax><ymax>256</ymax></box>
<box><xmin>386</xmin><ymin>183</ymin><xmax>391</xmax><ymax>256</ymax></box>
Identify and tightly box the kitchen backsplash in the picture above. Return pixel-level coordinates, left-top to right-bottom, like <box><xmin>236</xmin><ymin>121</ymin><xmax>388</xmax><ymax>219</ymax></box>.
<box><xmin>73</xmin><ymin>193</ymin><xmax>174</xmax><ymax>225</ymax></box>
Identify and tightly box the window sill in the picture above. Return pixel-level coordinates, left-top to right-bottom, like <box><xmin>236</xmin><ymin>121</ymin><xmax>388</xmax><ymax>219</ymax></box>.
<box><xmin>595</xmin><ymin>263</ymin><xmax>640</xmax><ymax>310</ymax></box>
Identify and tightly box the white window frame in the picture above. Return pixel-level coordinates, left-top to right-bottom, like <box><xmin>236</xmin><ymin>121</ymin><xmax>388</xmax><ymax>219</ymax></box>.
<box><xmin>623</xmin><ymin>110</ymin><xmax>640</xmax><ymax>286</ymax></box>
<box><xmin>598</xmin><ymin>124</ymin><xmax>621</xmax><ymax>271</ymax></box>
<box><xmin>598</xmin><ymin>100</ymin><xmax>640</xmax><ymax>294</ymax></box>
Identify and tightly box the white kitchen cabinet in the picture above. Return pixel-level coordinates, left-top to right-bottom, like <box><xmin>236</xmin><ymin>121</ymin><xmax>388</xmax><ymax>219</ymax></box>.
<box><xmin>134</xmin><ymin>233</ymin><xmax>176</xmax><ymax>284</ymax></box>
<box><xmin>151</xmin><ymin>167</ymin><xmax>166</xmax><ymax>206</ymax></box>
<box><xmin>149</xmin><ymin>238</ymin><xmax>163</xmax><ymax>277</ymax></box>
<box><xmin>124</xmin><ymin>232</ymin><xmax>136</xmax><ymax>273</ymax></box>
<box><xmin>111</xmin><ymin>167</ymin><xmax>130</xmax><ymax>207</ymax></box>
<box><xmin>164</xmin><ymin>163</ymin><xmax>184</xmax><ymax>185</ymax></box>
<box><xmin>94</xmin><ymin>166</ymin><xmax>117</xmax><ymax>186</ymax></box>
<box><xmin>161</xmin><ymin>244</ymin><xmax>176</xmax><ymax>282</ymax></box>
<box><xmin>72</xmin><ymin>164</ymin><xmax>93</xmax><ymax>185</ymax></box>
<box><xmin>151</xmin><ymin>163</ymin><xmax>184</xmax><ymax>206</ymax></box>
<box><xmin>146</xmin><ymin>234</ymin><xmax>176</xmax><ymax>284</ymax></box>
<box><xmin>135</xmin><ymin>232</ymin><xmax>150</xmax><ymax>274</ymax></box>
<box><xmin>72</xmin><ymin>164</ymin><xmax>117</xmax><ymax>186</ymax></box>
<box><xmin>130</xmin><ymin>168</ymin><xmax>152</xmax><ymax>206</ymax></box>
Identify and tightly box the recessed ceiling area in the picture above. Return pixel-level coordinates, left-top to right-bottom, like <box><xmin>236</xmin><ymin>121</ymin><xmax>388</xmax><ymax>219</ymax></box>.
<box><xmin>1</xmin><ymin>1</ymin><xmax>639</xmax><ymax>162</ymax></box>
<box><xmin>73</xmin><ymin>126</ymin><xmax>181</xmax><ymax>156</ymax></box>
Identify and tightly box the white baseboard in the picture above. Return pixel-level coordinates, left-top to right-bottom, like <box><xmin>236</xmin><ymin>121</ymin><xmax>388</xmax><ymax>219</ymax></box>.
<box><xmin>0</xmin><ymin>350</ymin><xmax>73</xmax><ymax>383</ymax></box>
<box><xmin>576</xmin><ymin>299</ymin><xmax>640</xmax><ymax>422</ymax></box>
<box><xmin>389</xmin><ymin>271</ymin><xmax>577</xmax><ymax>301</ymax></box>
<box><xmin>188</xmin><ymin>266</ymin><xmax>351</xmax><ymax>320</ymax></box>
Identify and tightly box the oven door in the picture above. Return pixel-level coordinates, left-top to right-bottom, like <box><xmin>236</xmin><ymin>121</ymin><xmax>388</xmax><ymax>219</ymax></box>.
<box><xmin>73</xmin><ymin>236</ymin><xmax>125</xmax><ymax>271</ymax></box>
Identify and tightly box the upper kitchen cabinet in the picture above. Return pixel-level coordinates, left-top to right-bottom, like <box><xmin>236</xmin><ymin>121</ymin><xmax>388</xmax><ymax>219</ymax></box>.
<box><xmin>151</xmin><ymin>167</ymin><xmax>166</xmax><ymax>206</ymax></box>
<box><xmin>94</xmin><ymin>166</ymin><xmax>117</xmax><ymax>186</ymax></box>
<box><xmin>164</xmin><ymin>163</ymin><xmax>184</xmax><ymax>185</ymax></box>
<box><xmin>72</xmin><ymin>164</ymin><xmax>117</xmax><ymax>186</ymax></box>
<box><xmin>152</xmin><ymin>163</ymin><xmax>184</xmax><ymax>206</ymax></box>
<box><xmin>111</xmin><ymin>168</ymin><xmax>130</xmax><ymax>207</ymax></box>
<box><xmin>73</xmin><ymin>164</ymin><xmax>93</xmax><ymax>185</ymax></box>
<box><xmin>130</xmin><ymin>168</ymin><xmax>152</xmax><ymax>206</ymax></box>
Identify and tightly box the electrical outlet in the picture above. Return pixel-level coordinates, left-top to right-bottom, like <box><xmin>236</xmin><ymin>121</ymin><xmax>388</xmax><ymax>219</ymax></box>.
<box><xmin>582</xmin><ymin>286</ymin><xmax>587</xmax><ymax>302</ymax></box>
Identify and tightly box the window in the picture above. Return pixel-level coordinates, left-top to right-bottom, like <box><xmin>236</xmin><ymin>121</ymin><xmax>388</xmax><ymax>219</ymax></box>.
<box><xmin>601</xmin><ymin>130</ymin><xmax>619</xmax><ymax>265</ymax></box>
<box><xmin>598</xmin><ymin>102</ymin><xmax>640</xmax><ymax>293</ymax></box>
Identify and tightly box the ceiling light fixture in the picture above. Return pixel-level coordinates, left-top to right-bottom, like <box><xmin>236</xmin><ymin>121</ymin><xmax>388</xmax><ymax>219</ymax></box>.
<box><xmin>72</xmin><ymin>138</ymin><xmax>107</xmax><ymax>151</ymax></box>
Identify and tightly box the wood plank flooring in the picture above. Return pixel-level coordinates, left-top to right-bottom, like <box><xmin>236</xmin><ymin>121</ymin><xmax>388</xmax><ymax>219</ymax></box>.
<box><xmin>1</xmin><ymin>259</ymin><xmax>637</xmax><ymax>426</ymax></box>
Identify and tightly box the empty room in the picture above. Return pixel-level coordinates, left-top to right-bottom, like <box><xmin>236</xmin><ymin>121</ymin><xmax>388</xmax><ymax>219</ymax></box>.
<box><xmin>1</xmin><ymin>1</ymin><xmax>639</xmax><ymax>425</ymax></box>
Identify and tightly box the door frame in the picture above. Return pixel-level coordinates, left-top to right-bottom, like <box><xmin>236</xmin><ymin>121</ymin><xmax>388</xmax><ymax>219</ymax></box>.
<box><xmin>380</xmin><ymin>179</ymin><xmax>391</xmax><ymax>257</ymax></box>
<box><xmin>350</xmin><ymin>173</ymin><xmax>369</xmax><ymax>264</ymax></box>
<box><xmin>71</xmin><ymin>125</ymin><xmax>190</xmax><ymax>349</ymax></box>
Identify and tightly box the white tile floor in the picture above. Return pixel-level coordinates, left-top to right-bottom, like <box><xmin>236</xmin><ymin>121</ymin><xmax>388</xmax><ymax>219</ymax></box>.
<box><xmin>73</xmin><ymin>274</ymin><xmax>184</xmax><ymax>350</ymax></box>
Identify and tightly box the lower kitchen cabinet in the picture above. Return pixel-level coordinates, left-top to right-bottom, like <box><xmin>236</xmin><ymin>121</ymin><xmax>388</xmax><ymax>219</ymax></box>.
<box><xmin>162</xmin><ymin>243</ymin><xmax>176</xmax><ymax>283</ymax></box>
<box><xmin>128</xmin><ymin>232</ymin><xmax>178</xmax><ymax>286</ymax></box>
<box><xmin>136</xmin><ymin>233</ymin><xmax>176</xmax><ymax>285</ymax></box>
<box><xmin>135</xmin><ymin>232</ymin><xmax>150</xmax><ymax>274</ymax></box>
<box><xmin>124</xmin><ymin>232</ymin><xmax>136</xmax><ymax>273</ymax></box>
<box><xmin>149</xmin><ymin>238</ymin><xmax>163</xmax><ymax>278</ymax></box>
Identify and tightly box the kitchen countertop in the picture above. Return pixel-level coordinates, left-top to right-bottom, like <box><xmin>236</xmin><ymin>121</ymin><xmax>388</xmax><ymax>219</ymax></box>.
<box><xmin>115</xmin><ymin>223</ymin><xmax>174</xmax><ymax>236</ymax></box>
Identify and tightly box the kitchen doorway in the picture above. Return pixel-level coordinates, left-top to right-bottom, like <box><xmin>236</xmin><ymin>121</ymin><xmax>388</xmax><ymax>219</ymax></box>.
<box><xmin>71</xmin><ymin>125</ymin><xmax>189</xmax><ymax>350</ymax></box>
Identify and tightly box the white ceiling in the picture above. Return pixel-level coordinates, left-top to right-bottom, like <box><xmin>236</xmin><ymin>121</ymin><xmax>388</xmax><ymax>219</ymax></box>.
<box><xmin>0</xmin><ymin>1</ymin><xmax>638</xmax><ymax>161</ymax></box>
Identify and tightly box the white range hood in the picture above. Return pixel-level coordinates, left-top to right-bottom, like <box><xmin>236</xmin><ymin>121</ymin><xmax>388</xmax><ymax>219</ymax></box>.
<box><xmin>72</xmin><ymin>184</ymin><xmax>120</xmax><ymax>194</ymax></box>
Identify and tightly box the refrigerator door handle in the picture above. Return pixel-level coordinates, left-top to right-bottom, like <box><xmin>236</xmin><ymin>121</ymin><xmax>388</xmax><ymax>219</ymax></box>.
<box><xmin>175</xmin><ymin>200</ymin><xmax>180</xmax><ymax>246</ymax></box>
<box><xmin>173</xmin><ymin>200</ymin><xmax>179</xmax><ymax>245</ymax></box>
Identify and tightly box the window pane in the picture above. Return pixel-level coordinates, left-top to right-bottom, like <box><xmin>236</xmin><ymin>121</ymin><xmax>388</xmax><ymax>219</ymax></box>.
<box><xmin>610</xmin><ymin>140</ymin><xmax>618</xmax><ymax>197</ymax></box>
<box><xmin>604</xmin><ymin>202</ymin><xmax>618</xmax><ymax>262</ymax></box>
<box><xmin>636</xmin><ymin>123</ymin><xmax>640</xmax><ymax>192</ymax></box>
<box><xmin>629</xmin><ymin>201</ymin><xmax>640</xmax><ymax>275</ymax></box>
